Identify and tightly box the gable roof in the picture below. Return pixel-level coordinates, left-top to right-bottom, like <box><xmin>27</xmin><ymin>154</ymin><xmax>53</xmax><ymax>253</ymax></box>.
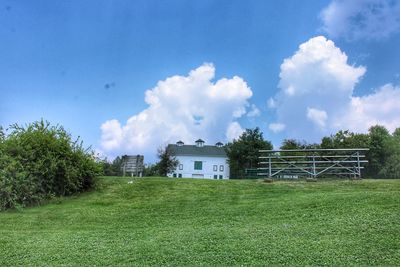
<box><xmin>167</xmin><ymin>144</ymin><xmax>227</xmax><ymax>157</ymax></box>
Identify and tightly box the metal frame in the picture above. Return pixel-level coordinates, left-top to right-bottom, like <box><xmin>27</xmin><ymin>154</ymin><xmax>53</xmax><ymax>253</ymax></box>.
<box><xmin>258</xmin><ymin>149</ymin><xmax>369</xmax><ymax>179</ymax></box>
<box><xmin>121</xmin><ymin>155</ymin><xmax>144</xmax><ymax>177</ymax></box>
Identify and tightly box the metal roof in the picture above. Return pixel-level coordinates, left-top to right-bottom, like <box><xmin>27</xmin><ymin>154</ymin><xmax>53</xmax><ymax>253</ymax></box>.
<box><xmin>259</xmin><ymin>148</ymin><xmax>369</xmax><ymax>152</ymax></box>
<box><xmin>167</xmin><ymin>144</ymin><xmax>227</xmax><ymax>157</ymax></box>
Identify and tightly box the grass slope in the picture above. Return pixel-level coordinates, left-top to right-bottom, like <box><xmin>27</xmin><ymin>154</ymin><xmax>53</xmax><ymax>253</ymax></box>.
<box><xmin>0</xmin><ymin>177</ymin><xmax>399</xmax><ymax>266</ymax></box>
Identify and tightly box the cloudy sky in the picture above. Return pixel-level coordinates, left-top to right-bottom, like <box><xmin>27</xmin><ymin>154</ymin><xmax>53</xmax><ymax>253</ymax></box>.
<box><xmin>1</xmin><ymin>0</ymin><xmax>400</xmax><ymax>161</ymax></box>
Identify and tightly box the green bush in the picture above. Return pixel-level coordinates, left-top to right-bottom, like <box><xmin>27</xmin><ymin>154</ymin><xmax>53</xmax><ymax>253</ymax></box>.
<box><xmin>0</xmin><ymin>121</ymin><xmax>100</xmax><ymax>210</ymax></box>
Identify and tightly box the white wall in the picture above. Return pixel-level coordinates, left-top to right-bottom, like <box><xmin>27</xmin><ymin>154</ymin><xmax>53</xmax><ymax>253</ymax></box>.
<box><xmin>167</xmin><ymin>155</ymin><xmax>230</xmax><ymax>179</ymax></box>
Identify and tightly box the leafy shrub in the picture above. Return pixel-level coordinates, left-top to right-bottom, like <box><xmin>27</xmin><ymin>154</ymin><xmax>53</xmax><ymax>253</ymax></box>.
<box><xmin>0</xmin><ymin>120</ymin><xmax>100</xmax><ymax>210</ymax></box>
<box><xmin>99</xmin><ymin>156</ymin><xmax>123</xmax><ymax>176</ymax></box>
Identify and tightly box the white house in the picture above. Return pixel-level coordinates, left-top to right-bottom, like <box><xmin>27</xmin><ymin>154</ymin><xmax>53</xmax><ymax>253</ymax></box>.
<box><xmin>167</xmin><ymin>139</ymin><xmax>230</xmax><ymax>179</ymax></box>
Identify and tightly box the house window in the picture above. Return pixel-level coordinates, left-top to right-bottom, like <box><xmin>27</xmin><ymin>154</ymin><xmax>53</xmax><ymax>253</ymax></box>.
<box><xmin>220</xmin><ymin>165</ymin><xmax>224</xmax><ymax>171</ymax></box>
<box><xmin>173</xmin><ymin>173</ymin><xmax>177</xmax><ymax>178</ymax></box>
<box><xmin>179</xmin><ymin>164</ymin><xmax>183</xmax><ymax>170</ymax></box>
<box><xmin>194</xmin><ymin>161</ymin><xmax>202</xmax><ymax>170</ymax></box>
<box><xmin>213</xmin><ymin>165</ymin><xmax>217</xmax><ymax>171</ymax></box>
<box><xmin>178</xmin><ymin>174</ymin><xmax>182</xmax><ymax>178</ymax></box>
<box><xmin>219</xmin><ymin>175</ymin><xmax>223</xmax><ymax>179</ymax></box>
<box><xmin>214</xmin><ymin>175</ymin><xmax>218</xmax><ymax>179</ymax></box>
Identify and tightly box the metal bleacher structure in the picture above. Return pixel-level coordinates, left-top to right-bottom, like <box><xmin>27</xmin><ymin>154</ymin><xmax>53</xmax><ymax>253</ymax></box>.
<box><xmin>258</xmin><ymin>148</ymin><xmax>369</xmax><ymax>179</ymax></box>
<box><xmin>121</xmin><ymin>155</ymin><xmax>144</xmax><ymax>177</ymax></box>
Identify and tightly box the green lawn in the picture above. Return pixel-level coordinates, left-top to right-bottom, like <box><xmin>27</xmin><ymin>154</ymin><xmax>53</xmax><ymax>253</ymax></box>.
<box><xmin>1</xmin><ymin>177</ymin><xmax>399</xmax><ymax>266</ymax></box>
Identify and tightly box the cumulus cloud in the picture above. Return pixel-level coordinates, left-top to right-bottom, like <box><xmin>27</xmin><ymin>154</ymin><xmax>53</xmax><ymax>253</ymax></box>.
<box><xmin>226</xmin><ymin>122</ymin><xmax>245</xmax><ymax>141</ymax></box>
<box><xmin>100</xmin><ymin>63</ymin><xmax>252</xmax><ymax>159</ymax></box>
<box><xmin>267</xmin><ymin>98</ymin><xmax>277</xmax><ymax>109</ymax></box>
<box><xmin>271</xmin><ymin>36</ymin><xmax>400</xmax><ymax>141</ymax></box>
<box><xmin>307</xmin><ymin>108</ymin><xmax>328</xmax><ymax>128</ymax></box>
<box><xmin>100</xmin><ymin>120</ymin><xmax>123</xmax><ymax>150</ymax></box>
<box><xmin>278</xmin><ymin>36</ymin><xmax>366</xmax><ymax>96</ymax></box>
<box><xmin>272</xmin><ymin>36</ymin><xmax>365</xmax><ymax>140</ymax></box>
<box><xmin>268</xmin><ymin>123</ymin><xmax>286</xmax><ymax>133</ymax></box>
<box><xmin>247</xmin><ymin>104</ymin><xmax>261</xmax><ymax>117</ymax></box>
<box><xmin>334</xmin><ymin>84</ymin><xmax>400</xmax><ymax>132</ymax></box>
<box><xmin>320</xmin><ymin>0</ymin><xmax>400</xmax><ymax>41</ymax></box>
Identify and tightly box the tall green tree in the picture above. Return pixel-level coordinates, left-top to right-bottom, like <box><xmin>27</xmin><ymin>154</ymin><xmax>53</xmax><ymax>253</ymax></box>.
<box><xmin>157</xmin><ymin>146</ymin><xmax>178</xmax><ymax>176</ymax></box>
<box><xmin>320</xmin><ymin>130</ymin><xmax>370</xmax><ymax>149</ymax></box>
<box><xmin>366</xmin><ymin>125</ymin><xmax>392</xmax><ymax>178</ymax></box>
<box><xmin>320</xmin><ymin>130</ymin><xmax>370</xmax><ymax>158</ymax></box>
<box><xmin>379</xmin><ymin>128</ymin><xmax>400</xmax><ymax>178</ymax></box>
<box><xmin>111</xmin><ymin>156</ymin><xmax>123</xmax><ymax>176</ymax></box>
<box><xmin>0</xmin><ymin>126</ymin><xmax>4</xmax><ymax>143</ymax></box>
<box><xmin>280</xmin><ymin>139</ymin><xmax>319</xmax><ymax>156</ymax></box>
<box><xmin>280</xmin><ymin>139</ymin><xmax>304</xmax><ymax>150</ymax></box>
<box><xmin>100</xmin><ymin>156</ymin><xmax>123</xmax><ymax>176</ymax></box>
<box><xmin>143</xmin><ymin>163</ymin><xmax>159</xmax><ymax>177</ymax></box>
<box><xmin>225</xmin><ymin>128</ymin><xmax>272</xmax><ymax>178</ymax></box>
<box><xmin>280</xmin><ymin>139</ymin><xmax>318</xmax><ymax>150</ymax></box>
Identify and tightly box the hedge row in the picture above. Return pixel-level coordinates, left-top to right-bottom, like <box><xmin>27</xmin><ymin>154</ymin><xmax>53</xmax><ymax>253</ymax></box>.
<box><xmin>0</xmin><ymin>121</ymin><xmax>100</xmax><ymax>210</ymax></box>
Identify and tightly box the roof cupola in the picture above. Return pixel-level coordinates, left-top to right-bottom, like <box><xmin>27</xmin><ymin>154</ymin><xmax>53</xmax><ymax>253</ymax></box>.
<box><xmin>215</xmin><ymin>142</ymin><xmax>224</xmax><ymax>147</ymax></box>
<box><xmin>195</xmin><ymin>139</ymin><xmax>205</xmax><ymax>147</ymax></box>
<box><xmin>176</xmin><ymin>140</ymin><xmax>184</xmax><ymax>146</ymax></box>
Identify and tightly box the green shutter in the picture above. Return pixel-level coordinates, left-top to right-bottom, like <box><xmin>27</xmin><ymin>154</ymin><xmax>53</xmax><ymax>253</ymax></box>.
<box><xmin>194</xmin><ymin>161</ymin><xmax>202</xmax><ymax>170</ymax></box>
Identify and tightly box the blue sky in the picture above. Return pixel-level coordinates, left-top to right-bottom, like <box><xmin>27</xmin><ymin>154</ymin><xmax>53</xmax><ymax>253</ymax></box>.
<box><xmin>1</xmin><ymin>0</ymin><xmax>400</xmax><ymax>161</ymax></box>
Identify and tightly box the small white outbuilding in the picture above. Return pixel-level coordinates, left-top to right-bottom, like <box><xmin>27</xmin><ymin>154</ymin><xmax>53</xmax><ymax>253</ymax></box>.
<box><xmin>167</xmin><ymin>139</ymin><xmax>230</xmax><ymax>179</ymax></box>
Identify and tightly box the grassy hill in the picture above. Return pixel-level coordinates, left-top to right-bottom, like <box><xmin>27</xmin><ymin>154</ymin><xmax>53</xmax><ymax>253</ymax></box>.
<box><xmin>1</xmin><ymin>177</ymin><xmax>399</xmax><ymax>266</ymax></box>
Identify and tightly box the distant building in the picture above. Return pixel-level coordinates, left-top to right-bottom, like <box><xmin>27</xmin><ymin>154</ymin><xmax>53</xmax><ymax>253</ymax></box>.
<box><xmin>121</xmin><ymin>155</ymin><xmax>144</xmax><ymax>177</ymax></box>
<box><xmin>167</xmin><ymin>139</ymin><xmax>229</xmax><ymax>179</ymax></box>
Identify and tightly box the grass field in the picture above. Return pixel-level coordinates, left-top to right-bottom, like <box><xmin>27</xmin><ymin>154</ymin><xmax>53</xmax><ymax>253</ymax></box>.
<box><xmin>0</xmin><ymin>177</ymin><xmax>399</xmax><ymax>266</ymax></box>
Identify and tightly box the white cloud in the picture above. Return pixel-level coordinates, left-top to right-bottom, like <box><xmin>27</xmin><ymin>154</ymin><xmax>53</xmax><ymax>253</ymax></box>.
<box><xmin>247</xmin><ymin>104</ymin><xmax>261</xmax><ymax>117</ymax></box>
<box><xmin>226</xmin><ymin>122</ymin><xmax>245</xmax><ymax>141</ymax></box>
<box><xmin>100</xmin><ymin>63</ymin><xmax>252</xmax><ymax>160</ymax></box>
<box><xmin>268</xmin><ymin>123</ymin><xmax>286</xmax><ymax>133</ymax></box>
<box><xmin>320</xmin><ymin>0</ymin><xmax>400</xmax><ymax>41</ymax></box>
<box><xmin>278</xmin><ymin>36</ymin><xmax>366</xmax><ymax>96</ymax></box>
<box><xmin>307</xmin><ymin>107</ymin><xmax>328</xmax><ymax>128</ymax></box>
<box><xmin>100</xmin><ymin>119</ymin><xmax>123</xmax><ymax>150</ymax></box>
<box><xmin>271</xmin><ymin>35</ymin><xmax>400</xmax><ymax>141</ymax></box>
<box><xmin>272</xmin><ymin>36</ymin><xmax>365</xmax><ymax>140</ymax></box>
<box><xmin>334</xmin><ymin>84</ymin><xmax>400</xmax><ymax>132</ymax></box>
<box><xmin>267</xmin><ymin>98</ymin><xmax>277</xmax><ymax>109</ymax></box>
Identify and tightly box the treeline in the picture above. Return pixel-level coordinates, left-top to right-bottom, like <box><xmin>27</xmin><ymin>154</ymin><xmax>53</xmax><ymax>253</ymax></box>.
<box><xmin>100</xmin><ymin>146</ymin><xmax>177</xmax><ymax>177</ymax></box>
<box><xmin>0</xmin><ymin>121</ymin><xmax>100</xmax><ymax>210</ymax></box>
<box><xmin>100</xmin><ymin>156</ymin><xmax>123</xmax><ymax>176</ymax></box>
<box><xmin>321</xmin><ymin>126</ymin><xmax>399</xmax><ymax>178</ymax></box>
<box><xmin>226</xmin><ymin>125</ymin><xmax>400</xmax><ymax>179</ymax></box>
<box><xmin>100</xmin><ymin>125</ymin><xmax>399</xmax><ymax>179</ymax></box>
